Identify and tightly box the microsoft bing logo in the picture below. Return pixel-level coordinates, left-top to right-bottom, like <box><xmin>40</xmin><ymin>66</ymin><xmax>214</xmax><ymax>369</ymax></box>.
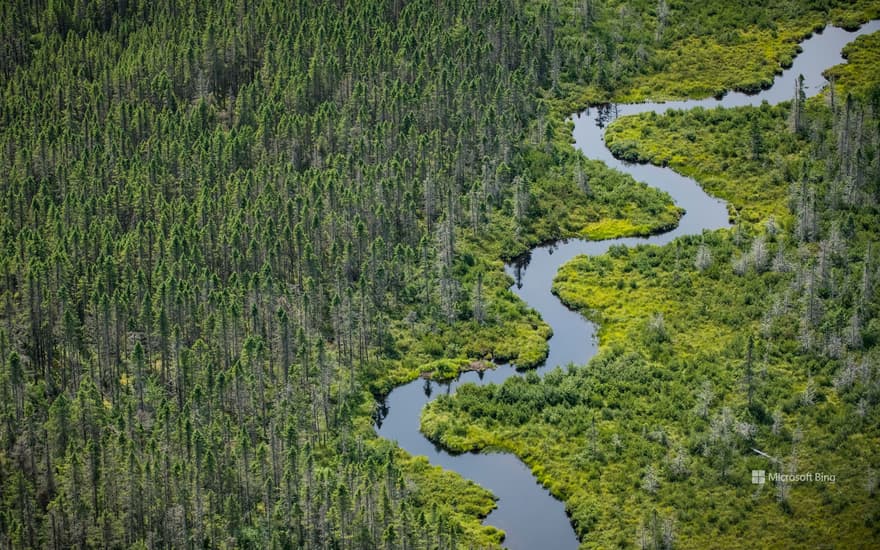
<box><xmin>752</xmin><ymin>470</ymin><xmax>766</xmax><ymax>484</ymax></box>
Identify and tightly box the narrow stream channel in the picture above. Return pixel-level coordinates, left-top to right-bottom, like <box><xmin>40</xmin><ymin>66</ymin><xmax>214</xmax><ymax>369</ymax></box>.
<box><xmin>375</xmin><ymin>21</ymin><xmax>880</xmax><ymax>549</ymax></box>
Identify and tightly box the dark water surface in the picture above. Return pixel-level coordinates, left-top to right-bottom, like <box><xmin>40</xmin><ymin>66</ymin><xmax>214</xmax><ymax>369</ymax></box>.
<box><xmin>376</xmin><ymin>21</ymin><xmax>880</xmax><ymax>549</ymax></box>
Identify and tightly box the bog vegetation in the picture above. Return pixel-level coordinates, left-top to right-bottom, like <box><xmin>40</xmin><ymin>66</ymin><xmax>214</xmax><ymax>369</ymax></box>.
<box><xmin>425</xmin><ymin>31</ymin><xmax>880</xmax><ymax>550</ymax></box>
<box><xmin>1</xmin><ymin>0</ymin><xmax>879</xmax><ymax>548</ymax></box>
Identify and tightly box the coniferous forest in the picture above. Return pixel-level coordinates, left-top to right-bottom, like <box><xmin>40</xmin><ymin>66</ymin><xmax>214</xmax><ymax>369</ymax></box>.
<box><xmin>2</xmin><ymin>1</ymin><xmax>880</xmax><ymax>548</ymax></box>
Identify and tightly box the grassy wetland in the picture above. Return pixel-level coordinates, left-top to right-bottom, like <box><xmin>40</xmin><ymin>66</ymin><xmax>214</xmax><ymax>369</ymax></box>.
<box><xmin>2</xmin><ymin>0</ymin><xmax>880</xmax><ymax>548</ymax></box>
<box><xmin>423</xmin><ymin>16</ymin><xmax>880</xmax><ymax>550</ymax></box>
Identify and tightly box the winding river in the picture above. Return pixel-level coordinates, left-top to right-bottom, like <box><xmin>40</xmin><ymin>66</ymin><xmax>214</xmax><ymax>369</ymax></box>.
<box><xmin>375</xmin><ymin>21</ymin><xmax>880</xmax><ymax>549</ymax></box>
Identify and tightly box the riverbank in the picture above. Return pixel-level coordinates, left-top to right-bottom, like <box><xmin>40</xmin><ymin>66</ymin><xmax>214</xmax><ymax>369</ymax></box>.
<box><xmin>419</xmin><ymin>21</ymin><xmax>880</xmax><ymax>548</ymax></box>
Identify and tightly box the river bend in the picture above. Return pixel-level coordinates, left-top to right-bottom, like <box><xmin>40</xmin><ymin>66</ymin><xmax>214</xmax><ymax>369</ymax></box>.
<box><xmin>375</xmin><ymin>21</ymin><xmax>880</xmax><ymax>549</ymax></box>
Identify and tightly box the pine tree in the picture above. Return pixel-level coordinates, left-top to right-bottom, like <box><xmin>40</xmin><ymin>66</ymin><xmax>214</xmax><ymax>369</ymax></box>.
<box><xmin>789</xmin><ymin>74</ymin><xmax>807</xmax><ymax>135</ymax></box>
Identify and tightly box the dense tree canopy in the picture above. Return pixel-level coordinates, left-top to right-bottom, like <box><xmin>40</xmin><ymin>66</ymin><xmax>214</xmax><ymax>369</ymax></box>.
<box><xmin>2</xmin><ymin>0</ymin><xmax>879</xmax><ymax>548</ymax></box>
<box><xmin>0</xmin><ymin>0</ymin><xmax>572</xmax><ymax>546</ymax></box>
